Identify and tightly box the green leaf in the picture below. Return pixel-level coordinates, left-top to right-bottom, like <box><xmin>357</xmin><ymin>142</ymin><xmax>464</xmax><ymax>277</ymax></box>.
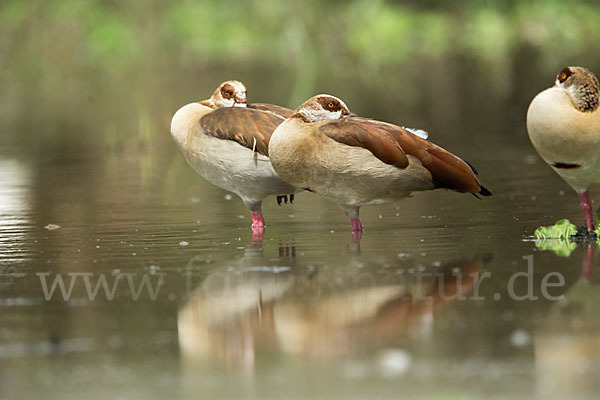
<box><xmin>534</xmin><ymin>219</ymin><xmax>577</xmax><ymax>240</ymax></box>
<box><xmin>535</xmin><ymin>239</ymin><xmax>578</xmax><ymax>257</ymax></box>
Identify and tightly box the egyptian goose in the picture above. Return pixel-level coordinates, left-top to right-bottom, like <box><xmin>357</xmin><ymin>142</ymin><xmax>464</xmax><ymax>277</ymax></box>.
<box><xmin>527</xmin><ymin>67</ymin><xmax>600</xmax><ymax>231</ymax></box>
<box><xmin>268</xmin><ymin>95</ymin><xmax>491</xmax><ymax>231</ymax></box>
<box><xmin>170</xmin><ymin>80</ymin><xmax>299</xmax><ymax>228</ymax></box>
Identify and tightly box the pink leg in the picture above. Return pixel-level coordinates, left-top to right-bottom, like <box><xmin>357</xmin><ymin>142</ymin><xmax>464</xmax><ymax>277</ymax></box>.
<box><xmin>290</xmin><ymin>194</ymin><xmax>294</xmax><ymax>204</ymax></box>
<box><xmin>351</xmin><ymin>229</ymin><xmax>363</xmax><ymax>244</ymax></box>
<box><xmin>350</xmin><ymin>217</ymin><xmax>363</xmax><ymax>232</ymax></box>
<box><xmin>582</xmin><ymin>245</ymin><xmax>594</xmax><ymax>280</ymax></box>
<box><xmin>252</xmin><ymin>226</ymin><xmax>265</xmax><ymax>242</ymax></box>
<box><xmin>578</xmin><ymin>192</ymin><xmax>595</xmax><ymax>231</ymax></box>
<box><xmin>251</xmin><ymin>211</ymin><xmax>265</xmax><ymax>228</ymax></box>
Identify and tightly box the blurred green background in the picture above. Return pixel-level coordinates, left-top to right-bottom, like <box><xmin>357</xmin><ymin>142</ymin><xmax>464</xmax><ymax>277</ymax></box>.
<box><xmin>3</xmin><ymin>0</ymin><xmax>600</xmax><ymax>151</ymax></box>
<box><xmin>3</xmin><ymin>3</ymin><xmax>600</xmax><ymax>398</ymax></box>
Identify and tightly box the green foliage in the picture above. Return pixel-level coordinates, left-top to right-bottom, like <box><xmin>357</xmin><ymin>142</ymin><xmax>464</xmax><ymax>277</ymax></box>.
<box><xmin>4</xmin><ymin>0</ymin><xmax>600</xmax><ymax>72</ymax></box>
<box><xmin>165</xmin><ymin>1</ymin><xmax>258</xmax><ymax>58</ymax></box>
<box><xmin>345</xmin><ymin>2</ymin><xmax>452</xmax><ymax>63</ymax></box>
<box><xmin>4</xmin><ymin>0</ymin><xmax>600</xmax><ymax>148</ymax></box>
<box><xmin>535</xmin><ymin>239</ymin><xmax>578</xmax><ymax>257</ymax></box>
<box><xmin>534</xmin><ymin>211</ymin><xmax>600</xmax><ymax>257</ymax></box>
<box><xmin>534</xmin><ymin>219</ymin><xmax>578</xmax><ymax>240</ymax></box>
<box><xmin>534</xmin><ymin>220</ymin><xmax>578</xmax><ymax>256</ymax></box>
<box><xmin>86</xmin><ymin>11</ymin><xmax>136</xmax><ymax>63</ymax></box>
<box><xmin>462</xmin><ymin>8</ymin><xmax>514</xmax><ymax>62</ymax></box>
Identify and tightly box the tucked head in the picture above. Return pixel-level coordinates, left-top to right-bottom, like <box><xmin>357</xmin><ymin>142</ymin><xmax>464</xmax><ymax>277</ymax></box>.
<box><xmin>555</xmin><ymin>66</ymin><xmax>599</xmax><ymax>112</ymax></box>
<box><xmin>293</xmin><ymin>95</ymin><xmax>351</xmax><ymax>122</ymax></box>
<box><xmin>208</xmin><ymin>80</ymin><xmax>247</xmax><ymax>109</ymax></box>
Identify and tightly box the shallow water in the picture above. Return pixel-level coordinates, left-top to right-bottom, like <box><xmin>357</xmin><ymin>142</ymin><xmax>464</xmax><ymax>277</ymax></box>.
<box><xmin>2</xmin><ymin>76</ymin><xmax>600</xmax><ymax>399</ymax></box>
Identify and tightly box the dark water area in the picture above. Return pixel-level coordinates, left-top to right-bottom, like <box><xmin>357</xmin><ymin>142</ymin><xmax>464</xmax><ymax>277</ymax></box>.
<box><xmin>1</xmin><ymin>59</ymin><xmax>600</xmax><ymax>399</ymax></box>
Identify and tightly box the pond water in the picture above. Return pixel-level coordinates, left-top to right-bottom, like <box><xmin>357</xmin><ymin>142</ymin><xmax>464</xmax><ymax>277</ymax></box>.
<box><xmin>1</xmin><ymin>69</ymin><xmax>599</xmax><ymax>400</ymax></box>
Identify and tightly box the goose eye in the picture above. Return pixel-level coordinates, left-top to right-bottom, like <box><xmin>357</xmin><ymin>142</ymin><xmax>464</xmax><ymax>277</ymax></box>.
<box><xmin>558</xmin><ymin>71</ymin><xmax>569</xmax><ymax>83</ymax></box>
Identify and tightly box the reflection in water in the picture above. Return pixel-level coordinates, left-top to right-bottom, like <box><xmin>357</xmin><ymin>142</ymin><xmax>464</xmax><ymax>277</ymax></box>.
<box><xmin>581</xmin><ymin>244</ymin><xmax>594</xmax><ymax>281</ymax></box>
<box><xmin>534</xmin><ymin>244</ymin><xmax>600</xmax><ymax>397</ymax></box>
<box><xmin>178</xmin><ymin>238</ymin><xmax>297</xmax><ymax>369</ymax></box>
<box><xmin>2</xmin><ymin>144</ymin><xmax>598</xmax><ymax>398</ymax></box>
<box><xmin>252</xmin><ymin>226</ymin><xmax>265</xmax><ymax>243</ymax></box>
<box><xmin>178</xmin><ymin>237</ymin><xmax>482</xmax><ymax>370</ymax></box>
<box><xmin>2</xmin><ymin>57</ymin><xmax>599</xmax><ymax>397</ymax></box>
<box><xmin>0</xmin><ymin>158</ymin><xmax>31</xmax><ymax>229</ymax></box>
<box><xmin>0</xmin><ymin>158</ymin><xmax>32</xmax><ymax>277</ymax></box>
<box><xmin>535</xmin><ymin>239</ymin><xmax>596</xmax><ymax>279</ymax></box>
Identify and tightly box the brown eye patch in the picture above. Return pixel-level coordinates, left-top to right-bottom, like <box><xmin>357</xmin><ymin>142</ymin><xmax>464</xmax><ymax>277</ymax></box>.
<box><xmin>220</xmin><ymin>84</ymin><xmax>235</xmax><ymax>98</ymax></box>
<box><xmin>317</xmin><ymin>96</ymin><xmax>342</xmax><ymax>112</ymax></box>
<box><xmin>557</xmin><ymin>67</ymin><xmax>573</xmax><ymax>83</ymax></box>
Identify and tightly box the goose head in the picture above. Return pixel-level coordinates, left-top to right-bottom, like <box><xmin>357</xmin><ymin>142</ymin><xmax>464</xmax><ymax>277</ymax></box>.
<box><xmin>209</xmin><ymin>80</ymin><xmax>247</xmax><ymax>109</ymax></box>
<box><xmin>555</xmin><ymin>66</ymin><xmax>600</xmax><ymax>112</ymax></box>
<box><xmin>293</xmin><ymin>94</ymin><xmax>351</xmax><ymax>122</ymax></box>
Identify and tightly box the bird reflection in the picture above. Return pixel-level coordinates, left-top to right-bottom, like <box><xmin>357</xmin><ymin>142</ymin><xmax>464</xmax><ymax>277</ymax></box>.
<box><xmin>581</xmin><ymin>244</ymin><xmax>594</xmax><ymax>280</ymax></box>
<box><xmin>178</xmin><ymin>235</ymin><xmax>296</xmax><ymax>369</ymax></box>
<box><xmin>177</xmin><ymin>236</ymin><xmax>483</xmax><ymax>369</ymax></box>
<box><xmin>351</xmin><ymin>229</ymin><xmax>363</xmax><ymax>245</ymax></box>
<box><xmin>535</xmin><ymin>238</ymin><xmax>595</xmax><ymax>279</ymax></box>
<box><xmin>251</xmin><ymin>226</ymin><xmax>265</xmax><ymax>242</ymax></box>
<box><xmin>534</xmin><ymin>243</ymin><xmax>600</xmax><ymax>397</ymax></box>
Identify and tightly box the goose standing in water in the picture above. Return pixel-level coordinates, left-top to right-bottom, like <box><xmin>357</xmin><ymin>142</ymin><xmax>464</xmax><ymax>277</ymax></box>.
<box><xmin>527</xmin><ymin>67</ymin><xmax>600</xmax><ymax>232</ymax></box>
<box><xmin>170</xmin><ymin>80</ymin><xmax>300</xmax><ymax>229</ymax></box>
<box><xmin>268</xmin><ymin>94</ymin><xmax>491</xmax><ymax>231</ymax></box>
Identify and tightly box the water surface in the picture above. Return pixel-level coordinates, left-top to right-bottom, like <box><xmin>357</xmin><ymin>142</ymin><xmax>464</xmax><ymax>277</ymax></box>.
<box><xmin>1</xmin><ymin>71</ymin><xmax>599</xmax><ymax>400</ymax></box>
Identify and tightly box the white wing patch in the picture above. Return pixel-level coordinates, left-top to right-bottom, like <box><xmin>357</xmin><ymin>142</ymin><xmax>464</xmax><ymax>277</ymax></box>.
<box><xmin>403</xmin><ymin>127</ymin><xmax>429</xmax><ymax>139</ymax></box>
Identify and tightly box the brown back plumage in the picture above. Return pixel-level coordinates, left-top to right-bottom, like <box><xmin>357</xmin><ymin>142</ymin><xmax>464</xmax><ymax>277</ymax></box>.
<box><xmin>199</xmin><ymin>108</ymin><xmax>286</xmax><ymax>156</ymax></box>
<box><xmin>248</xmin><ymin>103</ymin><xmax>294</xmax><ymax>118</ymax></box>
<box><xmin>318</xmin><ymin>117</ymin><xmax>486</xmax><ymax>194</ymax></box>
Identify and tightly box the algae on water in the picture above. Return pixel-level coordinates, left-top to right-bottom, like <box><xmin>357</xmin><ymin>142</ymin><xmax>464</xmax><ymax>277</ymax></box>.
<box><xmin>534</xmin><ymin>219</ymin><xmax>578</xmax><ymax>256</ymax></box>
<box><xmin>534</xmin><ymin>219</ymin><xmax>578</xmax><ymax>240</ymax></box>
<box><xmin>534</xmin><ymin>217</ymin><xmax>600</xmax><ymax>257</ymax></box>
<box><xmin>535</xmin><ymin>239</ymin><xmax>578</xmax><ymax>257</ymax></box>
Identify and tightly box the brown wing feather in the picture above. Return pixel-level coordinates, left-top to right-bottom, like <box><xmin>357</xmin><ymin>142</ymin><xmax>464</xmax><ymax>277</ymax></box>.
<box><xmin>248</xmin><ymin>103</ymin><xmax>294</xmax><ymax>118</ymax></box>
<box><xmin>199</xmin><ymin>108</ymin><xmax>285</xmax><ymax>156</ymax></box>
<box><xmin>420</xmin><ymin>147</ymin><xmax>482</xmax><ymax>193</ymax></box>
<box><xmin>319</xmin><ymin>118</ymin><xmax>410</xmax><ymax>168</ymax></box>
<box><xmin>403</xmin><ymin>132</ymin><xmax>482</xmax><ymax>193</ymax></box>
<box><xmin>319</xmin><ymin>117</ymin><xmax>483</xmax><ymax>193</ymax></box>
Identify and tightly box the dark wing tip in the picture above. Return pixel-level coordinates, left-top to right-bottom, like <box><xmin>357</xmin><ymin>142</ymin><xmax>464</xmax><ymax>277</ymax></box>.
<box><xmin>463</xmin><ymin>159</ymin><xmax>479</xmax><ymax>175</ymax></box>
<box><xmin>478</xmin><ymin>185</ymin><xmax>492</xmax><ymax>196</ymax></box>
